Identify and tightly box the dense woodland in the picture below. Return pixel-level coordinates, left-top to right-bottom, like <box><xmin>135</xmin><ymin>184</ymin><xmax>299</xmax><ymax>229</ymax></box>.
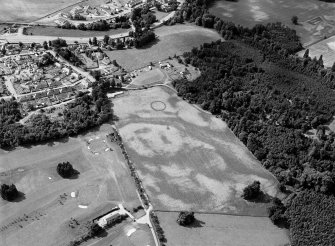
<box><xmin>0</xmin><ymin>80</ymin><xmax>113</xmax><ymax>149</ymax></box>
<box><xmin>171</xmin><ymin>0</ymin><xmax>335</xmax><ymax>245</ymax></box>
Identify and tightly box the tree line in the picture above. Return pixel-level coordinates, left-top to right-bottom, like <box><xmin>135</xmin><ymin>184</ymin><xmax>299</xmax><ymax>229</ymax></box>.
<box><xmin>170</xmin><ymin>0</ymin><xmax>335</xmax><ymax>244</ymax></box>
<box><xmin>0</xmin><ymin>80</ymin><xmax>114</xmax><ymax>149</ymax></box>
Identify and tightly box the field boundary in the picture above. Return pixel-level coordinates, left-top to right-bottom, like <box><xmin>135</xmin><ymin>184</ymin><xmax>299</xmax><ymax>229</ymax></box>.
<box><xmin>154</xmin><ymin>210</ymin><xmax>268</xmax><ymax>218</ymax></box>
<box><xmin>32</xmin><ymin>0</ymin><xmax>88</xmax><ymax>23</ymax></box>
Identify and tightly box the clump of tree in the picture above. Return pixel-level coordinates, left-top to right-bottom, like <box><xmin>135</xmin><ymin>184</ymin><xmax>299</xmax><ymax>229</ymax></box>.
<box><xmin>242</xmin><ymin>181</ymin><xmax>262</xmax><ymax>200</ymax></box>
<box><xmin>268</xmin><ymin>198</ymin><xmax>289</xmax><ymax>227</ymax></box>
<box><xmin>57</xmin><ymin>162</ymin><xmax>76</xmax><ymax>178</ymax></box>
<box><xmin>130</xmin><ymin>29</ymin><xmax>156</xmax><ymax>48</ymax></box>
<box><xmin>131</xmin><ymin>4</ymin><xmax>157</xmax><ymax>29</ymax></box>
<box><xmin>1</xmin><ymin>184</ymin><xmax>19</xmax><ymax>201</ymax></box>
<box><xmin>88</xmin><ymin>223</ymin><xmax>104</xmax><ymax>237</ymax></box>
<box><xmin>37</xmin><ymin>52</ymin><xmax>55</xmax><ymax>67</ymax></box>
<box><xmin>291</xmin><ymin>16</ymin><xmax>298</xmax><ymax>25</ymax></box>
<box><xmin>176</xmin><ymin>211</ymin><xmax>195</xmax><ymax>226</ymax></box>
<box><xmin>49</xmin><ymin>38</ymin><xmax>68</xmax><ymax>48</ymax></box>
<box><xmin>55</xmin><ymin>47</ymin><xmax>83</xmax><ymax>67</ymax></box>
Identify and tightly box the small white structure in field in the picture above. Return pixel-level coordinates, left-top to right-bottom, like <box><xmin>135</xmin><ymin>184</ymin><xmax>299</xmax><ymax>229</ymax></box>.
<box><xmin>127</xmin><ymin>228</ymin><xmax>136</xmax><ymax>237</ymax></box>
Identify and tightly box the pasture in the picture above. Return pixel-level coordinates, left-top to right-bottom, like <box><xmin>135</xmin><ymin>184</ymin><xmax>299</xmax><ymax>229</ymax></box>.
<box><xmin>0</xmin><ymin>0</ymin><xmax>81</xmax><ymax>22</ymax></box>
<box><xmin>209</xmin><ymin>0</ymin><xmax>335</xmax><ymax>46</ymax></box>
<box><xmin>105</xmin><ymin>24</ymin><xmax>222</xmax><ymax>71</ymax></box>
<box><xmin>156</xmin><ymin>211</ymin><xmax>290</xmax><ymax>246</ymax></box>
<box><xmin>113</xmin><ymin>86</ymin><xmax>280</xmax><ymax>215</ymax></box>
<box><xmin>0</xmin><ymin>124</ymin><xmax>142</xmax><ymax>246</ymax></box>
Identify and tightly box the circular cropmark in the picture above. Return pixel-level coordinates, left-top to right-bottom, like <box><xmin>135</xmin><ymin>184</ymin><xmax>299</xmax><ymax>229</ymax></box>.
<box><xmin>150</xmin><ymin>101</ymin><xmax>166</xmax><ymax>111</ymax></box>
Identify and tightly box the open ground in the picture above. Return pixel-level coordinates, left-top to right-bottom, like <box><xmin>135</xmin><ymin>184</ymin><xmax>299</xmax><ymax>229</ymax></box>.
<box><xmin>209</xmin><ymin>0</ymin><xmax>335</xmax><ymax>46</ymax></box>
<box><xmin>0</xmin><ymin>124</ymin><xmax>148</xmax><ymax>246</ymax></box>
<box><xmin>106</xmin><ymin>24</ymin><xmax>222</xmax><ymax>71</ymax></box>
<box><xmin>156</xmin><ymin>211</ymin><xmax>290</xmax><ymax>246</ymax></box>
<box><xmin>0</xmin><ymin>0</ymin><xmax>82</xmax><ymax>23</ymax></box>
<box><xmin>113</xmin><ymin>86</ymin><xmax>280</xmax><ymax>215</ymax></box>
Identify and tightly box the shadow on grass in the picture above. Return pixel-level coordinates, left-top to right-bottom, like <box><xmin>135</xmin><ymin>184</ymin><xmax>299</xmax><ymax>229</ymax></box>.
<box><xmin>11</xmin><ymin>191</ymin><xmax>26</xmax><ymax>203</ymax></box>
<box><xmin>95</xmin><ymin>229</ymin><xmax>108</xmax><ymax>238</ymax></box>
<box><xmin>136</xmin><ymin>37</ymin><xmax>161</xmax><ymax>50</ymax></box>
<box><xmin>65</xmin><ymin>169</ymin><xmax>80</xmax><ymax>180</ymax></box>
<box><xmin>186</xmin><ymin>218</ymin><xmax>206</xmax><ymax>228</ymax></box>
<box><xmin>247</xmin><ymin>192</ymin><xmax>273</xmax><ymax>203</ymax></box>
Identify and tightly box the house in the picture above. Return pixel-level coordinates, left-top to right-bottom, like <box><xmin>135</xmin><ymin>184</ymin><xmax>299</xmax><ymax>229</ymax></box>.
<box><xmin>55</xmin><ymin>19</ymin><xmax>70</xmax><ymax>27</ymax></box>
<box><xmin>159</xmin><ymin>61</ymin><xmax>171</xmax><ymax>68</ymax></box>
<box><xmin>70</xmin><ymin>6</ymin><xmax>83</xmax><ymax>16</ymax></box>
<box><xmin>101</xmin><ymin>56</ymin><xmax>111</xmax><ymax>66</ymax></box>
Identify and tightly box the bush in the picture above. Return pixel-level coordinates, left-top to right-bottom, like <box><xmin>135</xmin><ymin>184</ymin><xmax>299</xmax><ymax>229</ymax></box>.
<box><xmin>291</xmin><ymin>16</ymin><xmax>298</xmax><ymax>25</ymax></box>
<box><xmin>1</xmin><ymin>184</ymin><xmax>19</xmax><ymax>201</ymax></box>
<box><xmin>88</xmin><ymin>223</ymin><xmax>104</xmax><ymax>237</ymax></box>
<box><xmin>176</xmin><ymin>211</ymin><xmax>195</xmax><ymax>226</ymax></box>
<box><xmin>57</xmin><ymin>161</ymin><xmax>75</xmax><ymax>178</ymax></box>
<box><xmin>242</xmin><ymin>181</ymin><xmax>261</xmax><ymax>200</ymax></box>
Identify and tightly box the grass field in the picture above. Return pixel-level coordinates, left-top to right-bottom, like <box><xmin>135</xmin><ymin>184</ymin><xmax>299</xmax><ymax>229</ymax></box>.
<box><xmin>297</xmin><ymin>35</ymin><xmax>335</xmax><ymax>67</ymax></box>
<box><xmin>0</xmin><ymin>0</ymin><xmax>82</xmax><ymax>22</ymax></box>
<box><xmin>0</xmin><ymin>124</ymin><xmax>142</xmax><ymax>246</ymax></box>
<box><xmin>156</xmin><ymin>211</ymin><xmax>290</xmax><ymax>246</ymax></box>
<box><xmin>113</xmin><ymin>86</ymin><xmax>280</xmax><ymax>215</ymax></box>
<box><xmin>209</xmin><ymin>0</ymin><xmax>335</xmax><ymax>46</ymax></box>
<box><xmin>105</xmin><ymin>24</ymin><xmax>222</xmax><ymax>71</ymax></box>
<box><xmin>130</xmin><ymin>68</ymin><xmax>167</xmax><ymax>86</ymax></box>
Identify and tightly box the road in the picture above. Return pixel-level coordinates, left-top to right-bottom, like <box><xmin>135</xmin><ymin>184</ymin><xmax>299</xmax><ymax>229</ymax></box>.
<box><xmin>136</xmin><ymin>204</ymin><xmax>159</xmax><ymax>246</ymax></box>
<box><xmin>0</xmin><ymin>31</ymin><xmax>130</xmax><ymax>44</ymax></box>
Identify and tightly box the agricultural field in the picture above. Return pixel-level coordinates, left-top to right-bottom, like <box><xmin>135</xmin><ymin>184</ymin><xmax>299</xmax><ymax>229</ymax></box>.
<box><xmin>297</xmin><ymin>35</ymin><xmax>335</xmax><ymax>67</ymax></box>
<box><xmin>156</xmin><ymin>211</ymin><xmax>290</xmax><ymax>246</ymax></box>
<box><xmin>105</xmin><ymin>24</ymin><xmax>222</xmax><ymax>71</ymax></box>
<box><xmin>0</xmin><ymin>124</ymin><xmax>144</xmax><ymax>246</ymax></box>
<box><xmin>0</xmin><ymin>0</ymin><xmax>81</xmax><ymax>22</ymax></box>
<box><xmin>113</xmin><ymin>86</ymin><xmax>280</xmax><ymax>215</ymax></box>
<box><xmin>209</xmin><ymin>0</ymin><xmax>335</xmax><ymax>46</ymax></box>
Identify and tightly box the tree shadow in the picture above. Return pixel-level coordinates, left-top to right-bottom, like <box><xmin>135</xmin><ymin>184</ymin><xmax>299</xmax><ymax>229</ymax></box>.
<box><xmin>66</xmin><ymin>169</ymin><xmax>80</xmax><ymax>180</ymax></box>
<box><xmin>185</xmin><ymin>218</ymin><xmax>206</xmax><ymax>228</ymax></box>
<box><xmin>11</xmin><ymin>191</ymin><xmax>26</xmax><ymax>203</ymax></box>
<box><xmin>136</xmin><ymin>37</ymin><xmax>160</xmax><ymax>50</ymax></box>
<box><xmin>95</xmin><ymin>228</ymin><xmax>108</xmax><ymax>238</ymax></box>
<box><xmin>248</xmin><ymin>192</ymin><xmax>273</xmax><ymax>203</ymax></box>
